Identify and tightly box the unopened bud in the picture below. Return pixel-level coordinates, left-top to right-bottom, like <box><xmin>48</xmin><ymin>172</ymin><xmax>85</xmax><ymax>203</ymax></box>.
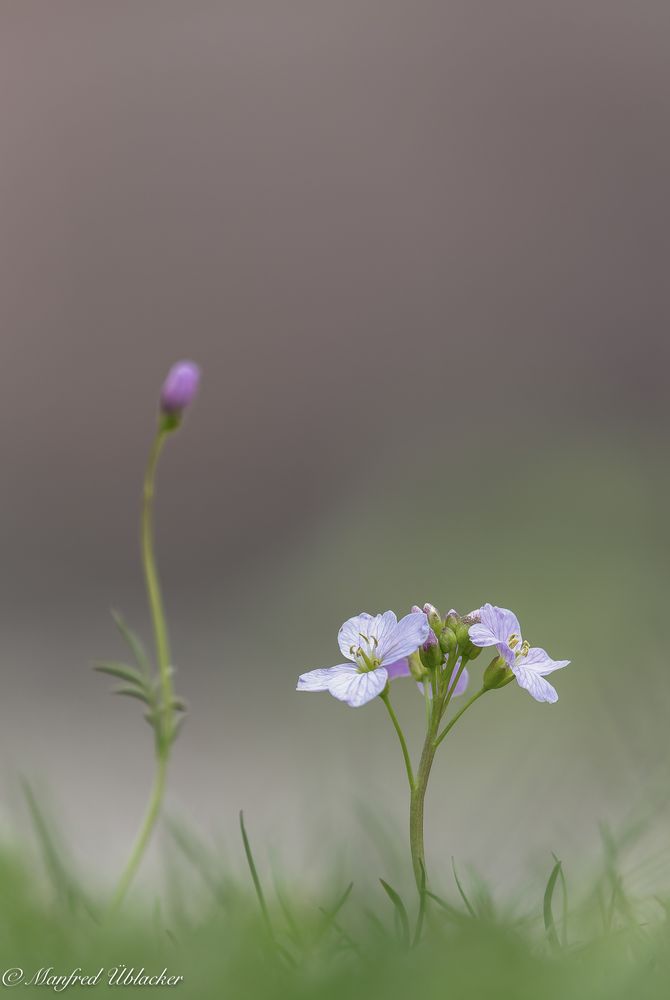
<box><xmin>439</xmin><ymin>627</ymin><xmax>458</xmax><ymax>655</ymax></box>
<box><xmin>160</xmin><ymin>360</ymin><xmax>201</xmax><ymax>420</ymax></box>
<box><xmin>483</xmin><ymin>655</ymin><xmax>514</xmax><ymax>691</ymax></box>
<box><xmin>422</xmin><ymin>603</ymin><xmax>443</xmax><ymax>633</ymax></box>
<box><xmin>419</xmin><ymin>629</ymin><xmax>443</xmax><ymax>670</ymax></box>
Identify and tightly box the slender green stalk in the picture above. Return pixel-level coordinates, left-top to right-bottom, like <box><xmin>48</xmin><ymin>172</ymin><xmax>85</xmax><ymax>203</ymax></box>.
<box><xmin>409</xmin><ymin>680</ymin><xmax>488</xmax><ymax>891</ymax></box>
<box><xmin>434</xmin><ymin>688</ymin><xmax>487</xmax><ymax>749</ymax></box>
<box><xmin>409</xmin><ymin>695</ymin><xmax>441</xmax><ymax>889</ymax></box>
<box><xmin>141</xmin><ymin>427</ymin><xmax>173</xmax><ymax>746</ymax></box>
<box><xmin>111</xmin><ymin>423</ymin><xmax>175</xmax><ymax>909</ymax></box>
<box><xmin>381</xmin><ymin>692</ymin><xmax>415</xmax><ymax>790</ymax></box>
<box><xmin>110</xmin><ymin>756</ymin><xmax>167</xmax><ymax>909</ymax></box>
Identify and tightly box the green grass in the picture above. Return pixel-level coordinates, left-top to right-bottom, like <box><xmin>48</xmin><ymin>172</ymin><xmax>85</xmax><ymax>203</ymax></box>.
<box><xmin>3</xmin><ymin>793</ymin><xmax>670</xmax><ymax>999</ymax></box>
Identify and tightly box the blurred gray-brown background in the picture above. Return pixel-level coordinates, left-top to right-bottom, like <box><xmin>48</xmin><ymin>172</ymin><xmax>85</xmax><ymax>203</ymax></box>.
<box><xmin>1</xmin><ymin>1</ymin><xmax>669</xmax><ymax>896</ymax></box>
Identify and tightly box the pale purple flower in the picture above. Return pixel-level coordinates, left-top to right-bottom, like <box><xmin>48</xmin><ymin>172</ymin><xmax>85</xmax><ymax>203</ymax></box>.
<box><xmin>160</xmin><ymin>360</ymin><xmax>201</xmax><ymax>414</ymax></box>
<box><xmin>469</xmin><ymin>603</ymin><xmax>570</xmax><ymax>704</ymax></box>
<box><xmin>297</xmin><ymin>611</ymin><xmax>429</xmax><ymax>707</ymax></box>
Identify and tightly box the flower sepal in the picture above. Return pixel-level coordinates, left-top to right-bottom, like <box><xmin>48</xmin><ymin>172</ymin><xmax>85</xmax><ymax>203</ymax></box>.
<box><xmin>483</xmin><ymin>655</ymin><xmax>515</xmax><ymax>691</ymax></box>
<box><xmin>408</xmin><ymin>651</ymin><xmax>428</xmax><ymax>681</ymax></box>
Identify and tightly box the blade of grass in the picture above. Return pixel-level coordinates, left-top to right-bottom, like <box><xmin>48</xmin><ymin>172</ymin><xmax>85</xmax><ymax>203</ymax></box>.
<box><xmin>239</xmin><ymin>812</ymin><xmax>296</xmax><ymax>967</ymax></box>
<box><xmin>424</xmin><ymin>890</ymin><xmax>469</xmax><ymax>922</ymax></box>
<box><xmin>551</xmin><ymin>851</ymin><xmax>568</xmax><ymax>948</ymax></box>
<box><xmin>380</xmin><ymin>879</ymin><xmax>410</xmax><ymax>947</ymax></box>
<box><xmin>451</xmin><ymin>857</ymin><xmax>476</xmax><ymax>918</ymax></box>
<box><xmin>315</xmin><ymin>882</ymin><xmax>354</xmax><ymax>944</ymax></box>
<box><xmin>21</xmin><ymin>778</ymin><xmax>86</xmax><ymax>915</ymax></box>
<box><xmin>543</xmin><ymin>858</ymin><xmax>563</xmax><ymax>952</ymax></box>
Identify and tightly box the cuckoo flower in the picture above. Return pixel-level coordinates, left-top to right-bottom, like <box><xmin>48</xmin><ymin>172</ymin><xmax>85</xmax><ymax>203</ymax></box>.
<box><xmin>469</xmin><ymin>603</ymin><xmax>570</xmax><ymax>703</ymax></box>
<box><xmin>297</xmin><ymin>611</ymin><xmax>428</xmax><ymax>707</ymax></box>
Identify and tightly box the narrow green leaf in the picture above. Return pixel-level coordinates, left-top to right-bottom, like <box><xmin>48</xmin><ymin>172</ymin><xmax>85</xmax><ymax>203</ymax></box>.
<box><xmin>543</xmin><ymin>858</ymin><xmax>563</xmax><ymax>951</ymax></box>
<box><xmin>239</xmin><ymin>812</ymin><xmax>273</xmax><ymax>937</ymax></box>
<box><xmin>113</xmin><ymin>685</ymin><xmax>152</xmax><ymax>704</ymax></box>
<box><xmin>424</xmin><ymin>889</ymin><xmax>468</xmax><ymax>921</ymax></box>
<box><xmin>94</xmin><ymin>661</ymin><xmax>151</xmax><ymax>690</ymax></box>
<box><xmin>379</xmin><ymin>879</ymin><xmax>410</xmax><ymax>947</ymax></box>
<box><xmin>316</xmin><ymin>882</ymin><xmax>354</xmax><ymax>943</ymax></box>
<box><xmin>551</xmin><ymin>851</ymin><xmax>568</xmax><ymax>948</ymax></box>
<box><xmin>451</xmin><ymin>857</ymin><xmax>476</xmax><ymax>918</ymax></box>
<box><xmin>111</xmin><ymin>610</ymin><xmax>151</xmax><ymax>675</ymax></box>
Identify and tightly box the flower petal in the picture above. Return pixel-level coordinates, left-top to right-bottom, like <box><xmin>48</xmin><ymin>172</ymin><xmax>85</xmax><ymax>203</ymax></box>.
<box><xmin>378</xmin><ymin>612</ymin><xmax>429</xmax><ymax>664</ymax></box>
<box><xmin>327</xmin><ymin>666</ymin><xmax>389</xmax><ymax>707</ymax></box>
<box><xmin>337</xmin><ymin>613</ymin><xmax>375</xmax><ymax>660</ymax></box>
<box><xmin>449</xmin><ymin>664</ymin><xmax>470</xmax><ymax>696</ymax></box>
<box><xmin>474</xmin><ymin>604</ymin><xmax>521</xmax><ymax>645</ymax></box>
<box><xmin>512</xmin><ymin>665</ymin><xmax>558</xmax><ymax>703</ymax></box>
<box><xmin>468</xmin><ymin>623</ymin><xmax>499</xmax><ymax>647</ymax></box>
<box><xmin>296</xmin><ymin>666</ymin><xmax>346</xmax><ymax>692</ymax></box>
<box><xmin>517</xmin><ymin>647</ymin><xmax>570</xmax><ymax>676</ymax></box>
<box><xmin>496</xmin><ymin>642</ymin><xmax>517</xmax><ymax>668</ymax></box>
<box><xmin>386</xmin><ymin>658</ymin><xmax>411</xmax><ymax>680</ymax></box>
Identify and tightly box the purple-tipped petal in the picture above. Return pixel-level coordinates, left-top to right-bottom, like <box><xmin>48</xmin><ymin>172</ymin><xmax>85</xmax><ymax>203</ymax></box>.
<box><xmin>327</xmin><ymin>666</ymin><xmax>388</xmax><ymax>707</ymax></box>
<box><xmin>386</xmin><ymin>658</ymin><xmax>411</xmax><ymax>680</ymax></box>
<box><xmin>160</xmin><ymin>360</ymin><xmax>201</xmax><ymax>414</ymax></box>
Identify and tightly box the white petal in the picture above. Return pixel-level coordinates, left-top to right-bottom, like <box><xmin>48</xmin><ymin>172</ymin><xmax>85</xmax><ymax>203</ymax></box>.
<box><xmin>512</xmin><ymin>665</ymin><xmax>558</xmax><ymax>703</ymax></box>
<box><xmin>296</xmin><ymin>666</ymin><xmax>345</xmax><ymax>692</ymax></box>
<box><xmin>517</xmin><ymin>646</ymin><xmax>570</xmax><ymax>676</ymax></box>
<box><xmin>337</xmin><ymin>612</ymin><xmax>380</xmax><ymax>660</ymax></box>
<box><xmin>379</xmin><ymin>612</ymin><xmax>429</xmax><ymax>664</ymax></box>
<box><xmin>327</xmin><ymin>666</ymin><xmax>388</xmax><ymax>707</ymax></box>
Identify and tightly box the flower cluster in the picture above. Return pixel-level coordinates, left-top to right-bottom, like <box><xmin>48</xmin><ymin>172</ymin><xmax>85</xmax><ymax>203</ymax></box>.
<box><xmin>297</xmin><ymin>603</ymin><xmax>570</xmax><ymax>707</ymax></box>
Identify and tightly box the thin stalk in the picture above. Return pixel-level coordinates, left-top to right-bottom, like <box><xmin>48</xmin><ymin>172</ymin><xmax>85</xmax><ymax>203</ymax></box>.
<box><xmin>381</xmin><ymin>692</ymin><xmax>415</xmax><ymax>790</ymax></box>
<box><xmin>111</xmin><ymin>423</ymin><xmax>175</xmax><ymax>909</ymax></box>
<box><xmin>441</xmin><ymin>654</ymin><xmax>469</xmax><ymax>717</ymax></box>
<box><xmin>409</xmin><ymin>700</ymin><xmax>440</xmax><ymax>889</ymax></box>
<box><xmin>434</xmin><ymin>688</ymin><xmax>487</xmax><ymax>749</ymax></box>
<box><xmin>110</xmin><ymin>756</ymin><xmax>167</xmax><ymax>909</ymax></box>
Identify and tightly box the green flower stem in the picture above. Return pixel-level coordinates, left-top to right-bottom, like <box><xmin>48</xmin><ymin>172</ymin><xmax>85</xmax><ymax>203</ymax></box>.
<box><xmin>434</xmin><ymin>687</ymin><xmax>487</xmax><ymax>750</ymax></box>
<box><xmin>409</xmin><ymin>679</ymin><xmax>487</xmax><ymax>891</ymax></box>
<box><xmin>409</xmin><ymin>698</ymin><xmax>440</xmax><ymax>889</ymax></box>
<box><xmin>441</xmin><ymin>654</ymin><xmax>469</xmax><ymax>716</ymax></box>
<box><xmin>381</xmin><ymin>691</ymin><xmax>415</xmax><ymax>790</ymax></box>
<box><xmin>111</xmin><ymin>422</ymin><xmax>175</xmax><ymax>909</ymax></box>
<box><xmin>110</xmin><ymin>755</ymin><xmax>167</xmax><ymax>909</ymax></box>
<box><xmin>141</xmin><ymin>425</ymin><xmax>174</xmax><ymax>749</ymax></box>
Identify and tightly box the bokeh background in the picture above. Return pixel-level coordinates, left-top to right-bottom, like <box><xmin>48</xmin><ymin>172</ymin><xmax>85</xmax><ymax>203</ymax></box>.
<box><xmin>1</xmin><ymin>1</ymin><xmax>669</xmax><ymax>899</ymax></box>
